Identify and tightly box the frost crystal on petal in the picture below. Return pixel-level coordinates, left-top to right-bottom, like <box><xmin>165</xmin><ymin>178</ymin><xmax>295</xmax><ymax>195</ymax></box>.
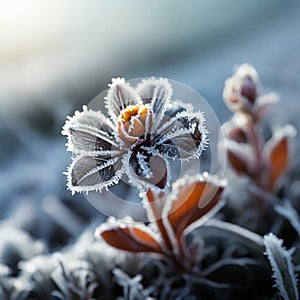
<box><xmin>105</xmin><ymin>78</ymin><xmax>142</xmax><ymax>123</ymax></box>
<box><xmin>155</xmin><ymin>110</ymin><xmax>208</xmax><ymax>160</ymax></box>
<box><xmin>126</xmin><ymin>152</ymin><xmax>170</xmax><ymax>190</ymax></box>
<box><xmin>136</xmin><ymin>77</ymin><xmax>173</xmax><ymax>129</ymax></box>
<box><xmin>62</xmin><ymin>106</ymin><xmax>118</xmax><ymax>154</ymax></box>
<box><xmin>66</xmin><ymin>152</ymin><xmax>124</xmax><ymax>194</ymax></box>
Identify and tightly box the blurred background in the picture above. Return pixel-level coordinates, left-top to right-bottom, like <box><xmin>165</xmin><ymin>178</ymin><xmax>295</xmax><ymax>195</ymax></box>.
<box><xmin>0</xmin><ymin>0</ymin><xmax>299</xmax><ymax>249</ymax></box>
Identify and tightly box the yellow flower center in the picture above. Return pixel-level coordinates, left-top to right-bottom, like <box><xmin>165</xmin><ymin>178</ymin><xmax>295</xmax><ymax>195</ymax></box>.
<box><xmin>117</xmin><ymin>105</ymin><xmax>150</xmax><ymax>143</ymax></box>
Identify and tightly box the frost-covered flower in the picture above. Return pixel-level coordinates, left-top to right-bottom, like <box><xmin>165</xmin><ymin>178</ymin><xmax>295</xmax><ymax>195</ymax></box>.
<box><xmin>62</xmin><ymin>77</ymin><xmax>208</xmax><ymax>193</ymax></box>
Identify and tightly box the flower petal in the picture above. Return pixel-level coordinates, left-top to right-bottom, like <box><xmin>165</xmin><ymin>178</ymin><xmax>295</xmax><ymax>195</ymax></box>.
<box><xmin>163</xmin><ymin>99</ymin><xmax>194</xmax><ymax>118</ymax></box>
<box><xmin>163</xmin><ymin>174</ymin><xmax>225</xmax><ymax>239</ymax></box>
<box><xmin>263</xmin><ymin>125</ymin><xmax>296</xmax><ymax>191</ymax></box>
<box><xmin>125</xmin><ymin>151</ymin><xmax>170</xmax><ymax>189</ymax></box>
<box><xmin>136</xmin><ymin>77</ymin><xmax>172</xmax><ymax>128</ymax></box>
<box><xmin>62</xmin><ymin>106</ymin><xmax>118</xmax><ymax>154</ymax></box>
<box><xmin>105</xmin><ymin>78</ymin><xmax>142</xmax><ymax>123</ymax></box>
<box><xmin>154</xmin><ymin>111</ymin><xmax>208</xmax><ymax>160</ymax></box>
<box><xmin>66</xmin><ymin>152</ymin><xmax>124</xmax><ymax>194</ymax></box>
<box><xmin>96</xmin><ymin>218</ymin><xmax>163</xmax><ymax>254</ymax></box>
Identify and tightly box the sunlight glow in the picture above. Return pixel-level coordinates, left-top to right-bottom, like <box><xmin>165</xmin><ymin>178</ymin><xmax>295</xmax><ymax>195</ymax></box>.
<box><xmin>0</xmin><ymin>0</ymin><xmax>66</xmax><ymax>62</ymax></box>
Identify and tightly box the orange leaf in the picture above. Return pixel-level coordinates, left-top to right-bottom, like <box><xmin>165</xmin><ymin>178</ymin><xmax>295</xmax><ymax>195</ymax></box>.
<box><xmin>227</xmin><ymin>148</ymin><xmax>251</xmax><ymax>176</ymax></box>
<box><xmin>264</xmin><ymin>135</ymin><xmax>289</xmax><ymax>191</ymax></box>
<box><xmin>166</xmin><ymin>177</ymin><xmax>224</xmax><ymax>239</ymax></box>
<box><xmin>98</xmin><ymin>222</ymin><xmax>163</xmax><ymax>254</ymax></box>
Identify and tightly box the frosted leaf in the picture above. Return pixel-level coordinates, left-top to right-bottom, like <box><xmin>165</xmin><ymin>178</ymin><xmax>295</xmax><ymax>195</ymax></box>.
<box><xmin>125</xmin><ymin>152</ymin><xmax>170</xmax><ymax>190</ymax></box>
<box><xmin>66</xmin><ymin>152</ymin><xmax>124</xmax><ymax>194</ymax></box>
<box><xmin>256</xmin><ymin>92</ymin><xmax>279</xmax><ymax>117</ymax></box>
<box><xmin>264</xmin><ymin>233</ymin><xmax>299</xmax><ymax>300</ymax></box>
<box><xmin>138</xmin><ymin>174</ymin><xmax>225</xmax><ymax>258</ymax></box>
<box><xmin>96</xmin><ymin>217</ymin><xmax>163</xmax><ymax>254</ymax></box>
<box><xmin>199</xmin><ymin>219</ymin><xmax>264</xmax><ymax>253</ymax></box>
<box><xmin>162</xmin><ymin>174</ymin><xmax>225</xmax><ymax>239</ymax></box>
<box><xmin>163</xmin><ymin>99</ymin><xmax>193</xmax><ymax>118</ymax></box>
<box><xmin>263</xmin><ymin>124</ymin><xmax>296</xmax><ymax>191</ymax></box>
<box><xmin>66</xmin><ymin>126</ymin><xmax>118</xmax><ymax>154</ymax></box>
<box><xmin>65</xmin><ymin>105</ymin><xmax>115</xmax><ymax>131</ymax></box>
<box><xmin>64</xmin><ymin>230</ymin><xmax>117</xmax><ymax>295</ymax></box>
<box><xmin>136</xmin><ymin>77</ymin><xmax>173</xmax><ymax>129</ymax></box>
<box><xmin>113</xmin><ymin>268</ymin><xmax>154</xmax><ymax>300</ymax></box>
<box><xmin>225</xmin><ymin>140</ymin><xmax>252</xmax><ymax>176</ymax></box>
<box><xmin>19</xmin><ymin>255</ymin><xmax>58</xmax><ymax>299</ymax></box>
<box><xmin>51</xmin><ymin>259</ymin><xmax>98</xmax><ymax>300</ymax></box>
<box><xmin>105</xmin><ymin>78</ymin><xmax>142</xmax><ymax>123</ymax></box>
<box><xmin>0</xmin><ymin>226</ymin><xmax>47</xmax><ymax>271</ymax></box>
<box><xmin>157</xmin><ymin>110</ymin><xmax>204</xmax><ymax>136</ymax></box>
<box><xmin>155</xmin><ymin>110</ymin><xmax>208</xmax><ymax>160</ymax></box>
<box><xmin>19</xmin><ymin>255</ymin><xmax>57</xmax><ymax>277</ymax></box>
<box><xmin>62</xmin><ymin>105</ymin><xmax>118</xmax><ymax>154</ymax></box>
<box><xmin>0</xmin><ymin>277</ymin><xmax>30</xmax><ymax>300</ymax></box>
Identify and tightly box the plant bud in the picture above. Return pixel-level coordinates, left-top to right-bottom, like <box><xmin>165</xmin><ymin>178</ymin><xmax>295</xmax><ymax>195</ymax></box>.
<box><xmin>223</xmin><ymin>64</ymin><xmax>258</xmax><ymax>113</ymax></box>
<box><xmin>117</xmin><ymin>104</ymin><xmax>151</xmax><ymax>144</ymax></box>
